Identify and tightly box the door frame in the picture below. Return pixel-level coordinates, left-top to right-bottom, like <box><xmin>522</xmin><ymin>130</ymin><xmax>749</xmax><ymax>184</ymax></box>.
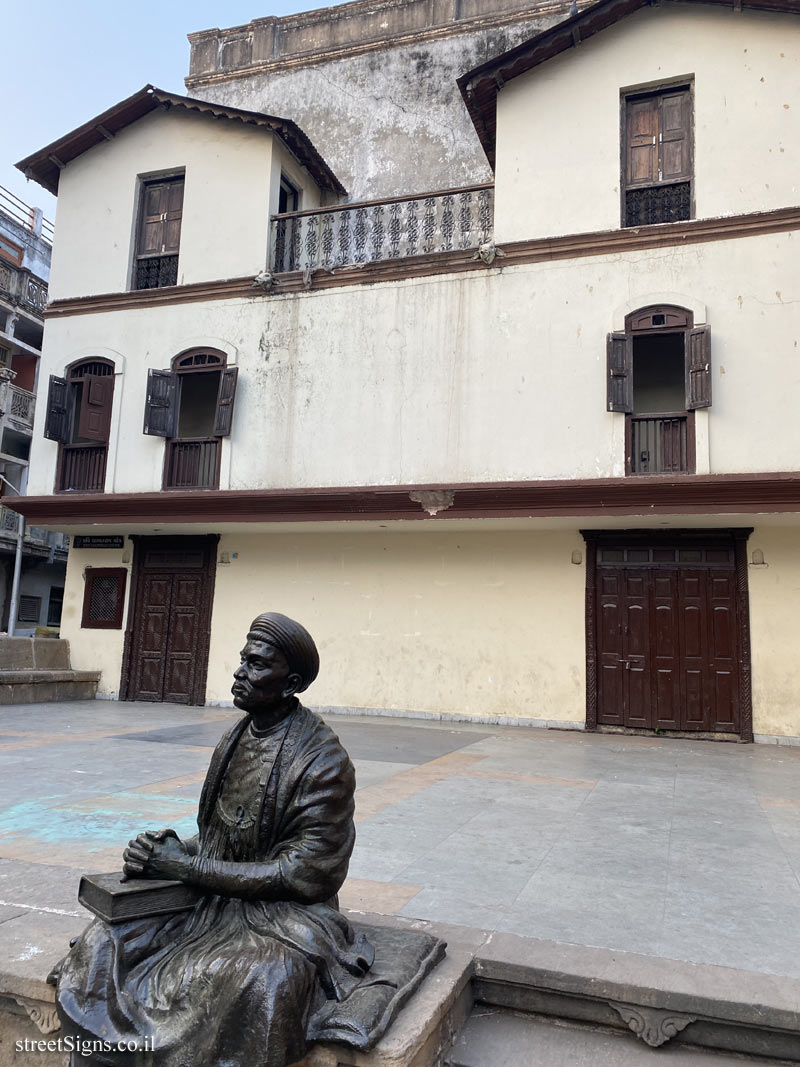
<box><xmin>581</xmin><ymin>528</ymin><xmax>753</xmax><ymax>741</ymax></box>
<box><xmin>120</xmin><ymin>534</ymin><xmax>218</xmax><ymax>704</ymax></box>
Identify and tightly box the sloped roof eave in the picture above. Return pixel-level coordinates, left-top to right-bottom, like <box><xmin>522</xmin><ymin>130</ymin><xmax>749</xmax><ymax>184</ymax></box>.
<box><xmin>15</xmin><ymin>84</ymin><xmax>346</xmax><ymax>197</ymax></box>
<box><xmin>458</xmin><ymin>0</ymin><xmax>800</xmax><ymax>168</ymax></box>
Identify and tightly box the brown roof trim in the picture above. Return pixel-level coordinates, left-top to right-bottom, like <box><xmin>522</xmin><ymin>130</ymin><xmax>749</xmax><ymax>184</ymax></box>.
<box><xmin>15</xmin><ymin>85</ymin><xmax>346</xmax><ymax>198</ymax></box>
<box><xmin>8</xmin><ymin>473</ymin><xmax>800</xmax><ymax>526</ymax></box>
<box><xmin>44</xmin><ymin>204</ymin><xmax>800</xmax><ymax>317</ymax></box>
<box><xmin>458</xmin><ymin>0</ymin><xmax>800</xmax><ymax>167</ymax></box>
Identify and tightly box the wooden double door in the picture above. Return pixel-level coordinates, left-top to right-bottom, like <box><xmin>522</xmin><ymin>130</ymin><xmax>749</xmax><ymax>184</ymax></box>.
<box><xmin>122</xmin><ymin>536</ymin><xmax>217</xmax><ymax>705</ymax></box>
<box><xmin>591</xmin><ymin>533</ymin><xmax>750</xmax><ymax>736</ymax></box>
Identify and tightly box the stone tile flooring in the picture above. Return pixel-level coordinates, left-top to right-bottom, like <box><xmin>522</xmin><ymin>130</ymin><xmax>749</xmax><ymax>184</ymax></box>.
<box><xmin>1</xmin><ymin>702</ymin><xmax>799</xmax><ymax>980</ymax></box>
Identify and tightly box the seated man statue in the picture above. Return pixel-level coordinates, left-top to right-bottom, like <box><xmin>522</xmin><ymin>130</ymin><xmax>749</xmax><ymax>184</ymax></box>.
<box><xmin>56</xmin><ymin>612</ymin><xmax>376</xmax><ymax>1067</ymax></box>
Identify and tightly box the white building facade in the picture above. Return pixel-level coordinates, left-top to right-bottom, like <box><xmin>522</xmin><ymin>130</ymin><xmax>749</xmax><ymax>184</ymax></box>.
<box><xmin>12</xmin><ymin>0</ymin><xmax>800</xmax><ymax>743</ymax></box>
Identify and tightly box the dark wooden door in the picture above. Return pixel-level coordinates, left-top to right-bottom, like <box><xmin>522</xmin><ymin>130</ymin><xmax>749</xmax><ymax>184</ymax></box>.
<box><xmin>123</xmin><ymin>537</ymin><xmax>217</xmax><ymax>705</ymax></box>
<box><xmin>595</xmin><ymin>539</ymin><xmax>742</xmax><ymax>734</ymax></box>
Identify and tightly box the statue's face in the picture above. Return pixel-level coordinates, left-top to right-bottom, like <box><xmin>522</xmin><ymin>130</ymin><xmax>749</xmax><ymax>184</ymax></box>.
<box><xmin>232</xmin><ymin>639</ymin><xmax>299</xmax><ymax>713</ymax></box>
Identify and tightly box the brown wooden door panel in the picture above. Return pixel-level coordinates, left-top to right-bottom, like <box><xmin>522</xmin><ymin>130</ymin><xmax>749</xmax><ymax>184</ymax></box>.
<box><xmin>124</xmin><ymin>538</ymin><xmax>216</xmax><ymax>705</ymax></box>
<box><xmin>594</xmin><ymin>543</ymin><xmax>742</xmax><ymax>735</ymax></box>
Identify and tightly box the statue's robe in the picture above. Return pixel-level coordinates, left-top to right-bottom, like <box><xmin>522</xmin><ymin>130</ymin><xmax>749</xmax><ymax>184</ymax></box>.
<box><xmin>57</xmin><ymin>704</ymin><xmax>373</xmax><ymax>1067</ymax></box>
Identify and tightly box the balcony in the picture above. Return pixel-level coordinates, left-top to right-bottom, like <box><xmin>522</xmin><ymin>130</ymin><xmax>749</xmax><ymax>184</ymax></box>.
<box><xmin>0</xmin><ymin>505</ymin><xmax>69</xmax><ymax>554</ymax></box>
<box><xmin>164</xmin><ymin>438</ymin><xmax>220</xmax><ymax>490</ymax></box>
<box><xmin>1</xmin><ymin>383</ymin><xmax>35</xmax><ymax>435</ymax></box>
<box><xmin>270</xmin><ymin>183</ymin><xmax>494</xmax><ymax>274</ymax></box>
<box><xmin>628</xmin><ymin>413</ymin><xmax>693</xmax><ymax>475</ymax></box>
<box><xmin>0</xmin><ymin>260</ymin><xmax>48</xmax><ymax>317</ymax></box>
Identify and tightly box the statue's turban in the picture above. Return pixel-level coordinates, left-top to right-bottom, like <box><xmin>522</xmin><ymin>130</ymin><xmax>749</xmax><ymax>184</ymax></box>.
<box><xmin>246</xmin><ymin>612</ymin><xmax>320</xmax><ymax>693</ymax></box>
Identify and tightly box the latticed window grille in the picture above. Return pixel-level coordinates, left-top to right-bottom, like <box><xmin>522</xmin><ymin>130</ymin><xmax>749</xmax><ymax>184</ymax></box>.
<box><xmin>625</xmin><ymin>183</ymin><xmax>691</xmax><ymax>227</ymax></box>
<box><xmin>81</xmin><ymin>568</ymin><xmax>127</xmax><ymax>629</ymax></box>
<box><xmin>135</xmin><ymin>255</ymin><xmax>179</xmax><ymax>290</ymax></box>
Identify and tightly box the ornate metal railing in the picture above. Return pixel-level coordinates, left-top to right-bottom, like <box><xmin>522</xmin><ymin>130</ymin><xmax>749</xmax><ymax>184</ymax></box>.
<box><xmin>630</xmin><ymin>414</ymin><xmax>690</xmax><ymax>474</ymax></box>
<box><xmin>4</xmin><ymin>385</ymin><xmax>35</xmax><ymax>431</ymax></box>
<box><xmin>58</xmin><ymin>444</ymin><xmax>107</xmax><ymax>492</ymax></box>
<box><xmin>625</xmin><ymin>182</ymin><xmax>691</xmax><ymax>227</ymax></box>
<box><xmin>164</xmin><ymin>437</ymin><xmax>220</xmax><ymax>490</ymax></box>
<box><xmin>270</xmin><ymin>183</ymin><xmax>494</xmax><ymax>274</ymax></box>
<box><xmin>0</xmin><ymin>261</ymin><xmax>49</xmax><ymax>315</ymax></box>
<box><xmin>135</xmin><ymin>255</ymin><xmax>179</xmax><ymax>290</ymax></box>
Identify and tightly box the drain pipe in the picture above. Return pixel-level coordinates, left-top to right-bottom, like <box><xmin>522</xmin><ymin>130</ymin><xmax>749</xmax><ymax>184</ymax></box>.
<box><xmin>1</xmin><ymin>474</ymin><xmax>24</xmax><ymax>637</ymax></box>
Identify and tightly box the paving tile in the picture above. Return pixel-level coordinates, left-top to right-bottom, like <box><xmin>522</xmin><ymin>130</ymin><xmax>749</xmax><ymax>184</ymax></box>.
<box><xmin>352</xmin><ymin>758</ymin><xmax>416</xmax><ymax>789</ymax></box>
<box><xmin>320</xmin><ymin>721</ymin><xmax>493</xmax><ymax>764</ymax></box>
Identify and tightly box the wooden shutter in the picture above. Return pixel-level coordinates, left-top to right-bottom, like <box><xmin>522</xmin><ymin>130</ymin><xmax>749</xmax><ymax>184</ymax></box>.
<box><xmin>686</xmin><ymin>326</ymin><xmax>711</xmax><ymax>410</ymax></box>
<box><xmin>659</xmin><ymin>90</ymin><xmax>691</xmax><ymax>183</ymax></box>
<box><xmin>44</xmin><ymin>375</ymin><xmax>70</xmax><ymax>443</ymax></box>
<box><xmin>77</xmin><ymin>375</ymin><xmax>114</xmax><ymax>442</ymax></box>
<box><xmin>213</xmin><ymin>367</ymin><xmax>239</xmax><ymax>437</ymax></box>
<box><xmin>137</xmin><ymin>179</ymin><xmax>184</xmax><ymax>257</ymax></box>
<box><xmin>143</xmin><ymin>369</ymin><xmax>178</xmax><ymax>437</ymax></box>
<box><xmin>626</xmin><ymin>96</ymin><xmax>659</xmax><ymax>187</ymax></box>
<box><xmin>607</xmin><ymin>333</ymin><xmax>633</xmax><ymax>413</ymax></box>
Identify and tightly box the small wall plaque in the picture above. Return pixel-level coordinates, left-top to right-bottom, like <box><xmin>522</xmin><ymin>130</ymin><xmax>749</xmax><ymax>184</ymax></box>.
<box><xmin>73</xmin><ymin>535</ymin><xmax>124</xmax><ymax>550</ymax></box>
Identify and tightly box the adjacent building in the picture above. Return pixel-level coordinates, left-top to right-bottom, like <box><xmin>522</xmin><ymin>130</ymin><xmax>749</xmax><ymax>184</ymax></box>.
<box><xmin>0</xmin><ymin>186</ymin><xmax>67</xmax><ymax>634</ymax></box>
<box><xmin>10</xmin><ymin>0</ymin><xmax>800</xmax><ymax>743</ymax></box>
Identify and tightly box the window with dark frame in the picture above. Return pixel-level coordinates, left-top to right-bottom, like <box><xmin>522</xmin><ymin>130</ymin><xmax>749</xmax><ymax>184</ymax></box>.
<box><xmin>47</xmin><ymin>586</ymin><xmax>64</xmax><ymax>627</ymax></box>
<box><xmin>44</xmin><ymin>358</ymin><xmax>115</xmax><ymax>493</ymax></box>
<box><xmin>622</xmin><ymin>85</ymin><xmax>692</xmax><ymax>227</ymax></box>
<box><xmin>607</xmin><ymin>305</ymin><xmax>711</xmax><ymax>476</ymax></box>
<box><xmin>81</xmin><ymin>568</ymin><xmax>127</xmax><ymax>629</ymax></box>
<box><xmin>133</xmin><ymin>175</ymin><xmax>184</xmax><ymax>290</ymax></box>
<box><xmin>142</xmin><ymin>350</ymin><xmax>238</xmax><ymax>490</ymax></box>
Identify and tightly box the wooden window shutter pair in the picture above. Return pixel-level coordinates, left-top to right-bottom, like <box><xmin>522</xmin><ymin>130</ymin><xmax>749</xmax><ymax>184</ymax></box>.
<box><xmin>44</xmin><ymin>373</ymin><xmax>114</xmax><ymax>443</ymax></box>
<box><xmin>142</xmin><ymin>367</ymin><xmax>239</xmax><ymax>437</ymax></box>
<box><xmin>137</xmin><ymin>179</ymin><xmax>184</xmax><ymax>258</ymax></box>
<box><xmin>625</xmin><ymin>89</ymin><xmax>691</xmax><ymax>189</ymax></box>
<box><xmin>606</xmin><ymin>327</ymin><xmax>711</xmax><ymax>412</ymax></box>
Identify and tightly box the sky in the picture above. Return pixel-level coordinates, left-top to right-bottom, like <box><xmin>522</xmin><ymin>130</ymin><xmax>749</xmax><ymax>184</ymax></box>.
<box><xmin>4</xmin><ymin>0</ymin><xmax>351</xmax><ymax>222</ymax></box>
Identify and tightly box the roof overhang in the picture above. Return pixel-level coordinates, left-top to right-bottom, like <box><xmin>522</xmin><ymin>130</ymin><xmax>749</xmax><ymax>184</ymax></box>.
<box><xmin>16</xmin><ymin>85</ymin><xmax>346</xmax><ymax>197</ymax></box>
<box><xmin>458</xmin><ymin>0</ymin><xmax>800</xmax><ymax>168</ymax></box>
<box><xmin>7</xmin><ymin>474</ymin><xmax>800</xmax><ymax>528</ymax></box>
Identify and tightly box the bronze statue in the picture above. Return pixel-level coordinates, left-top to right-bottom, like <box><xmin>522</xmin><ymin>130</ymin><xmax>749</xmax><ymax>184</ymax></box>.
<box><xmin>56</xmin><ymin>612</ymin><xmax>377</xmax><ymax>1066</ymax></box>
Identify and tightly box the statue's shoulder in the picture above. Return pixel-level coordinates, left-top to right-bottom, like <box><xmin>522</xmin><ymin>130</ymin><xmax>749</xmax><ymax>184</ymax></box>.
<box><xmin>295</xmin><ymin>705</ymin><xmax>352</xmax><ymax>765</ymax></box>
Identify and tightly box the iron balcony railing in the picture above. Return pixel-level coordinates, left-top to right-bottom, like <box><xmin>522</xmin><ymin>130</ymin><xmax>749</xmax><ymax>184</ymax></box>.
<box><xmin>630</xmin><ymin>413</ymin><xmax>690</xmax><ymax>474</ymax></box>
<box><xmin>270</xmin><ymin>183</ymin><xmax>494</xmax><ymax>274</ymax></box>
<box><xmin>0</xmin><ymin>184</ymin><xmax>54</xmax><ymax>244</ymax></box>
<box><xmin>0</xmin><ymin>260</ymin><xmax>48</xmax><ymax>316</ymax></box>
<box><xmin>164</xmin><ymin>437</ymin><xmax>220</xmax><ymax>490</ymax></box>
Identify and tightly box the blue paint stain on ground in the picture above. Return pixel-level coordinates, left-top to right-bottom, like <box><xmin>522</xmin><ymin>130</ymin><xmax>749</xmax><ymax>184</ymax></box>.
<box><xmin>0</xmin><ymin>798</ymin><xmax>198</xmax><ymax>848</ymax></box>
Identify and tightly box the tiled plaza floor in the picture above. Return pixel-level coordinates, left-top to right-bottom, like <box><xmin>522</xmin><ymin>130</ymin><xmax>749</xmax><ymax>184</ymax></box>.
<box><xmin>1</xmin><ymin>701</ymin><xmax>799</xmax><ymax>981</ymax></box>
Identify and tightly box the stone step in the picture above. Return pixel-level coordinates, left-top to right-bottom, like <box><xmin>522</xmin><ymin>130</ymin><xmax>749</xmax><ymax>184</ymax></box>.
<box><xmin>447</xmin><ymin>1008</ymin><xmax>790</xmax><ymax>1066</ymax></box>
<box><xmin>0</xmin><ymin>670</ymin><xmax>100</xmax><ymax>704</ymax></box>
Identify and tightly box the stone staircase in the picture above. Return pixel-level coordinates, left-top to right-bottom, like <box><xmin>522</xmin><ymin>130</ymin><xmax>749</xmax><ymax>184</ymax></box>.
<box><xmin>0</xmin><ymin>636</ymin><xmax>100</xmax><ymax>704</ymax></box>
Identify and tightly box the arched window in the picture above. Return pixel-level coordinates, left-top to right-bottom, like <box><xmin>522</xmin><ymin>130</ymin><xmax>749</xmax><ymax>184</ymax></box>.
<box><xmin>607</xmin><ymin>306</ymin><xmax>710</xmax><ymax>475</ymax></box>
<box><xmin>142</xmin><ymin>349</ymin><xmax>238</xmax><ymax>490</ymax></box>
<box><xmin>44</xmin><ymin>358</ymin><xmax>115</xmax><ymax>492</ymax></box>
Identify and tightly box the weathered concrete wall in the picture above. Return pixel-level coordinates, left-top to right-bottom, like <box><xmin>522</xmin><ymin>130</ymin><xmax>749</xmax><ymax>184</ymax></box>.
<box><xmin>186</xmin><ymin>0</ymin><xmax>573</xmax><ymax>200</ymax></box>
<box><xmin>748</xmin><ymin>525</ymin><xmax>800</xmax><ymax>740</ymax></box>
<box><xmin>28</xmin><ymin>228</ymin><xmax>800</xmax><ymax>497</ymax></box>
<box><xmin>495</xmin><ymin>5</ymin><xmax>800</xmax><ymax>241</ymax></box>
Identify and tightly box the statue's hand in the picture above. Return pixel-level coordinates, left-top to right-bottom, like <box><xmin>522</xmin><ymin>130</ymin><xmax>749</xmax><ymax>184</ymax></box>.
<box><xmin>122</xmin><ymin>829</ymin><xmax>192</xmax><ymax>882</ymax></box>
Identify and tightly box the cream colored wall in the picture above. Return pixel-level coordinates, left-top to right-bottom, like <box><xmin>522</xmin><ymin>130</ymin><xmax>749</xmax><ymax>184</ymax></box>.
<box><xmin>748</xmin><ymin>526</ymin><xmax>800</xmax><ymax>739</ymax></box>
<box><xmin>48</xmin><ymin>109</ymin><xmax>323</xmax><ymax>299</ymax></box>
<box><xmin>28</xmin><ymin>227</ymin><xmax>800</xmax><ymax>495</ymax></box>
<box><xmin>494</xmin><ymin>6</ymin><xmax>800</xmax><ymax>242</ymax></box>
<box><xmin>205</xmin><ymin>529</ymin><xmax>586</xmax><ymax>721</ymax></box>
<box><xmin>60</xmin><ymin>545</ymin><xmax>132</xmax><ymax>698</ymax></box>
